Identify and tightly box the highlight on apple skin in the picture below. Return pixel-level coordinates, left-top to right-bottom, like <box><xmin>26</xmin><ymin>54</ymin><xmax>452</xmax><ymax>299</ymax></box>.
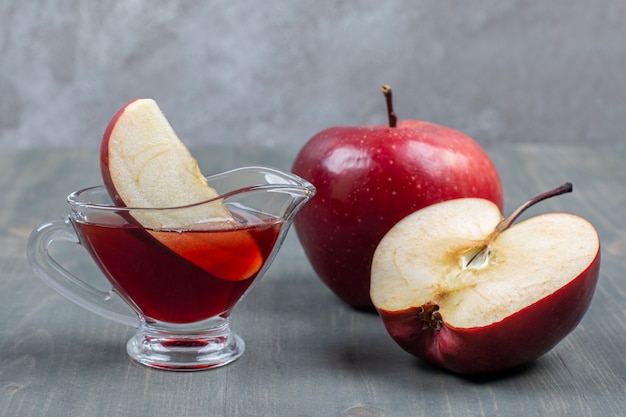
<box><xmin>370</xmin><ymin>185</ymin><xmax>601</xmax><ymax>375</ymax></box>
<box><xmin>292</xmin><ymin>86</ymin><xmax>504</xmax><ymax>309</ymax></box>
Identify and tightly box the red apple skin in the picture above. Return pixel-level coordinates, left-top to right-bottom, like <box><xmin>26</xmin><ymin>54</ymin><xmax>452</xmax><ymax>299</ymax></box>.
<box><xmin>100</xmin><ymin>99</ymin><xmax>140</xmax><ymax>207</ymax></box>
<box><xmin>291</xmin><ymin>121</ymin><xmax>504</xmax><ymax>309</ymax></box>
<box><xmin>377</xmin><ymin>251</ymin><xmax>601</xmax><ymax>375</ymax></box>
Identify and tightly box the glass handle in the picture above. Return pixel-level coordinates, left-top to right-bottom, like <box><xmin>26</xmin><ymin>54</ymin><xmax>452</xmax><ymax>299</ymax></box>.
<box><xmin>26</xmin><ymin>217</ymin><xmax>139</xmax><ymax>327</ymax></box>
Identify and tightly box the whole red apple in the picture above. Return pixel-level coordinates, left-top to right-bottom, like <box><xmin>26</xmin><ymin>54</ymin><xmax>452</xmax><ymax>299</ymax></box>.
<box><xmin>291</xmin><ymin>86</ymin><xmax>504</xmax><ymax>309</ymax></box>
<box><xmin>370</xmin><ymin>183</ymin><xmax>601</xmax><ymax>375</ymax></box>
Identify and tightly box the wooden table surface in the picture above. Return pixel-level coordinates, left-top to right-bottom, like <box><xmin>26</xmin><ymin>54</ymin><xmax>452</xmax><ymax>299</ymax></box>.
<box><xmin>0</xmin><ymin>144</ymin><xmax>624</xmax><ymax>416</ymax></box>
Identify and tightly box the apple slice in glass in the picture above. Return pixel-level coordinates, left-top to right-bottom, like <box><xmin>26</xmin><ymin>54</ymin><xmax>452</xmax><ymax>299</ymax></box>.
<box><xmin>100</xmin><ymin>98</ymin><xmax>261</xmax><ymax>281</ymax></box>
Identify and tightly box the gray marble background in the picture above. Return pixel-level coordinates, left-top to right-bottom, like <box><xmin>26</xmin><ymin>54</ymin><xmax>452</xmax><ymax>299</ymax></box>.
<box><xmin>1</xmin><ymin>0</ymin><xmax>624</xmax><ymax>149</ymax></box>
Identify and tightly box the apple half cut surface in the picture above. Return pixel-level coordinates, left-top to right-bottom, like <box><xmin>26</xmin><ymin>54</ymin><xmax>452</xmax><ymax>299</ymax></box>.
<box><xmin>370</xmin><ymin>183</ymin><xmax>600</xmax><ymax>375</ymax></box>
<box><xmin>100</xmin><ymin>98</ymin><xmax>262</xmax><ymax>281</ymax></box>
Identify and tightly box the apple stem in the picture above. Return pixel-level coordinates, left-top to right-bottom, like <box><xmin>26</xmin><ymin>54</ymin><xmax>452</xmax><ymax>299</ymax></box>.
<box><xmin>380</xmin><ymin>85</ymin><xmax>398</xmax><ymax>128</ymax></box>
<box><xmin>491</xmin><ymin>182</ymin><xmax>573</xmax><ymax>239</ymax></box>
<box><xmin>464</xmin><ymin>182</ymin><xmax>573</xmax><ymax>270</ymax></box>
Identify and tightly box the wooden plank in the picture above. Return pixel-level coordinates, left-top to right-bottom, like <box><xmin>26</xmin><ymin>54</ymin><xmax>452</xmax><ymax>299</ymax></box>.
<box><xmin>0</xmin><ymin>145</ymin><xmax>624</xmax><ymax>416</ymax></box>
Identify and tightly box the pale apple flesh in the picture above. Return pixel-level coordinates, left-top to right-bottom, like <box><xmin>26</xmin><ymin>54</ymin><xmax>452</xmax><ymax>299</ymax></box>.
<box><xmin>100</xmin><ymin>99</ymin><xmax>262</xmax><ymax>281</ymax></box>
<box><xmin>370</xmin><ymin>198</ymin><xmax>601</xmax><ymax>374</ymax></box>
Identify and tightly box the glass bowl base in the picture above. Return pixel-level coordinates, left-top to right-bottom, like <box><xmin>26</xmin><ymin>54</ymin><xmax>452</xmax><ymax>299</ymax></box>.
<box><xmin>126</xmin><ymin>321</ymin><xmax>245</xmax><ymax>371</ymax></box>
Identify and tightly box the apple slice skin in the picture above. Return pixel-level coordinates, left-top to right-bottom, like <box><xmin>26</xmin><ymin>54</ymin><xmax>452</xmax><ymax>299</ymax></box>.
<box><xmin>292</xmin><ymin>121</ymin><xmax>503</xmax><ymax>309</ymax></box>
<box><xmin>377</xmin><ymin>251</ymin><xmax>600</xmax><ymax>375</ymax></box>
<box><xmin>100</xmin><ymin>98</ymin><xmax>138</xmax><ymax>207</ymax></box>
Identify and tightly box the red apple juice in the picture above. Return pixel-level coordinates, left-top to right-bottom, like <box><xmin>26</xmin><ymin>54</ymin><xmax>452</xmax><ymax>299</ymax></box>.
<box><xmin>74</xmin><ymin>209</ymin><xmax>282</xmax><ymax>324</ymax></box>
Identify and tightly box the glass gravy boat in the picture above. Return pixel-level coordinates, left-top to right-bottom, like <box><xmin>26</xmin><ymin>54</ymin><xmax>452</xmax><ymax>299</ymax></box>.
<box><xmin>27</xmin><ymin>166</ymin><xmax>315</xmax><ymax>371</ymax></box>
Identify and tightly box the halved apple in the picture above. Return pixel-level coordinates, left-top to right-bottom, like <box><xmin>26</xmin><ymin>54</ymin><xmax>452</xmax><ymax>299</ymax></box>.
<box><xmin>100</xmin><ymin>98</ymin><xmax>262</xmax><ymax>281</ymax></box>
<box><xmin>370</xmin><ymin>184</ymin><xmax>601</xmax><ymax>374</ymax></box>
